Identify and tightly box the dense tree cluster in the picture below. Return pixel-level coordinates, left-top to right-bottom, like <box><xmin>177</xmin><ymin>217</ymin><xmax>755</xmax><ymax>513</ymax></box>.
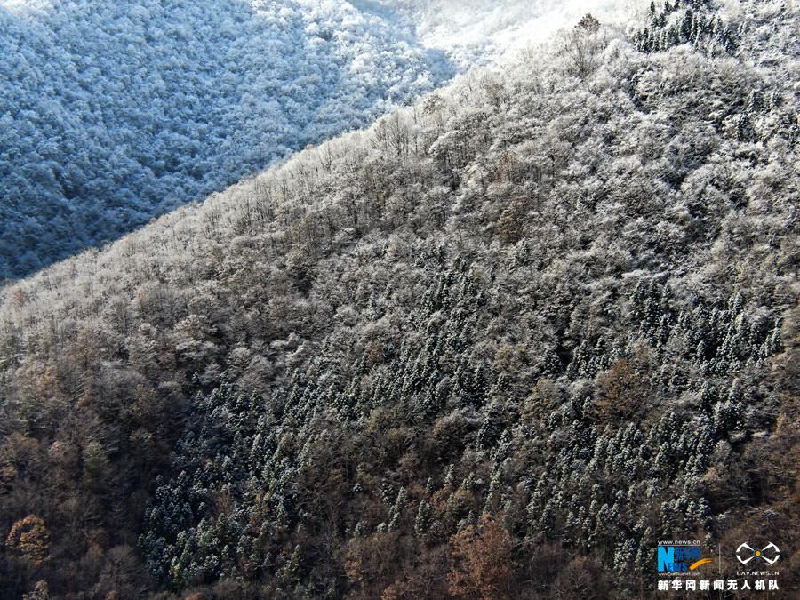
<box><xmin>0</xmin><ymin>1</ymin><xmax>797</xmax><ymax>597</ymax></box>
<box><xmin>633</xmin><ymin>0</ymin><xmax>739</xmax><ymax>54</ymax></box>
<box><xmin>0</xmin><ymin>0</ymin><xmax>456</xmax><ymax>279</ymax></box>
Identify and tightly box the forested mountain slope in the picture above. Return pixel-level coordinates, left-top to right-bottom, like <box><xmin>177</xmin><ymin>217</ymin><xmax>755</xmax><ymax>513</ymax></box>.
<box><xmin>0</xmin><ymin>0</ymin><xmax>454</xmax><ymax>279</ymax></box>
<box><xmin>0</xmin><ymin>0</ymin><xmax>635</xmax><ymax>280</ymax></box>
<box><xmin>1</xmin><ymin>0</ymin><xmax>798</xmax><ymax>597</ymax></box>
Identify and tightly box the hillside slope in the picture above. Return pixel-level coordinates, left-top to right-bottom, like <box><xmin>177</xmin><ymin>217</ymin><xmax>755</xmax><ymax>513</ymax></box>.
<box><xmin>0</xmin><ymin>0</ymin><xmax>454</xmax><ymax>279</ymax></box>
<box><xmin>0</xmin><ymin>0</ymin><xmax>798</xmax><ymax>597</ymax></box>
<box><xmin>0</xmin><ymin>0</ymin><xmax>637</xmax><ymax>280</ymax></box>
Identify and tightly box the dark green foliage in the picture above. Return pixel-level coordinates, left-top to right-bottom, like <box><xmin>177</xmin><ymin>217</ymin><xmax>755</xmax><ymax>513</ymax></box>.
<box><xmin>633</xmin><ymin>0</ymin><xmax>738</xmax><ymax>54</ymax></box>
<box><xmin>139</xmin><ymin>255</ymin><xmax>788</xmax><ymax>594</ymax></box>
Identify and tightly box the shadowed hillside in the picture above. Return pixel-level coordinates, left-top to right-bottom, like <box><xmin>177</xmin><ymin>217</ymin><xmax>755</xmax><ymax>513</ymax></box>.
<box><xmin>0</xmin><ymin>0</ymin><xmax>640</xmax><ymax>280</ymax></box>
<box><xmin>0</xmin><ymin>0</ymin><xmax>454</xmax><ymax>279</ymax></box>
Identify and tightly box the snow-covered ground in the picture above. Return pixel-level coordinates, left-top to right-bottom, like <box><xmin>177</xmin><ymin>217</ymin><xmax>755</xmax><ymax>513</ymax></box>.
<box><xmin>0</xmin><ymin>0</ymin><xmax>638</xmax><ymax>278</ymax></box>
<box><xmin>353</xmin><ymin>0</ymin><xmax>645</xmax><ymax>66</ymax></box>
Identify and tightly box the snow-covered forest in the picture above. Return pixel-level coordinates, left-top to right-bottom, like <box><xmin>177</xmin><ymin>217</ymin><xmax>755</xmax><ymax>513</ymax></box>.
<box><xmin>0</xmin><ymin>0</ymin><xmax>457</xmax><ymax>278</ymax></box>
<box><xmin>0</xmin><ymin>0</ymin><xmax>797</xmax><ymax>598</ymax></box>
<box><xmin>0</xmin><ymin>0</ymin><xmax>637</xmax><ymax>280</ymax></box>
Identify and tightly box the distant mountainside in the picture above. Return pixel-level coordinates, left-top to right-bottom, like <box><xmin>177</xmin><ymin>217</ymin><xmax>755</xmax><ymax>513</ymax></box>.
<box><xmin>0</xmin><ymin>0</ymin><xmax>636</xmax><ymax>281</ymax></box>
<box><xmin>385</xmin><ymin>0</ymin><xmax>644</xmax><ymax>64</ymax></box>
<box><xmin>0</xmin><ymin>0</ymin><xmax>456</xmax><ymax>279</ymax></box>
<box><xmin>0</xmin><ymin>0</ymin><xmax>798</xmax><ymax>598</ymax></box>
